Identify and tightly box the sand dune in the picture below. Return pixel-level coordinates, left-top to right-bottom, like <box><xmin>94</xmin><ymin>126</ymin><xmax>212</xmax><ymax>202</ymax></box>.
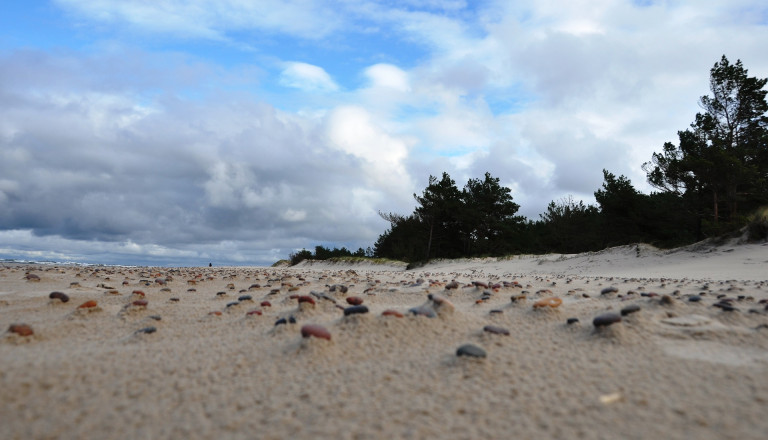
<box><xmin>2</xmin><ymin>241</ymin><xmax>767</xmax><ymax>439</ymax></box>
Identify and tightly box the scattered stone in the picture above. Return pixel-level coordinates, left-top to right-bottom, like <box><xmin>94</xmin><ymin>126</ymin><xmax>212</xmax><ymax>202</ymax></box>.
<box><xmin>8</xmin><ymin>323</ymin><xmax>34</xmax><ymax>337</ymax></box>
<box><xmin>620</xmin><ymin>304</ymin><xmax>641</xmax><ymax>316</ymax></box>
<box><xmin>409</xmin><ymin>305</ymin><xmax>437</xmax><ymax>318</ymax></box>
<box><xmin>483</xmin><ymin>325</ymin><xmax>510</xmax><ymax>336</ymax></box>
<box><xmin>297</xmin><ymin>295</ymin><xmax>316</xmax><ymax>306</ymax></box>
<box><xmin>275</xmin><ymin>318</ymin><xmax>288</xmax><ymax>326</ymax></box>
<box><xmin>688</xmin><ymin>295</ymin><xmax>702</xmax><ymax>302</ymax></box>
<box><xmin>456</xmin><ymin>344</ymin><xmax>486</xmax><ymax>358</ymax></box>
<box><xmin>49</xmin><ymin>291</ymin><xmax>70</xmax><ymax>303</ymax></box>
<box><xmin>713</xmin><ymin>301</ymin><xmax>738</xmax><ymax>312</ymax></box>
<box><xmin>170</xmin><ymin>297</ymin><xmax>180</xmax><ymax>302</ymax></box>
<box><xmin>216</xmin><ymin>291</ymin><xmax>227</xmax><ymax>296</ymax></box>
<box><xmin>78</xmin><ymin>300</ymin><xmax>98</xmax><ymax>309</ymax></box>
<box><xmin>601</xmin><ymin>286</ymin><xmax>619</xmax><ymax>295</ymax></box>
<box><xmin>132</xmin><ymin>300</ymin><xmax>148</xmax><ymax>307</ymax></box>
<box><xmin>593</xmin><ymin>313</ymin><xmax>622</xmax><ymax>327</ymax></box>
<box><xmin>136</xmin><ymin>326</ymin><xmax>156</xmax><ymax>334</ymax></box>
<box><xmin>246</xmin><ymin>309</ymin><xmax>262</xmax><ymax>316</ymax></box>
<box><xmin>346</xmin><ymin>296</ymin><xmax>364</xmax><ymax>306</ymax></box>
<box><xmin>343</xmin><ymin>305</ymin><xmax>369</xmax><ymax>316</ymax></box>
<box><xmin>238</xmin><ymin>295</ymin><xmax>253</xmax><ymax>301</ymax></box>
<box><xmin>301</xmin><ymin>324</ymin><xmax>331</xmax><ymax>341</ymax></box>
<box><xmin>260</xmin><ymin>301</ymin><xmax>272</xmax><ymax>307</ymax></box>
<box><xmin>226</xmin><ymin>301</ymin><xmax>240</xmax><ymax>308</ymax></box>
<box><xmin>148</xmin><ymin>315</ymin><xmax>162</xmax><ymax>321</ymax></box>
<box><xmin>489</xmin><ymin>309</ymin><xmax>504</xmax><ymax>314</ymax></box>
<box><xmin>132</xmin><ymin>290</ymin><xmax>145</xmax><ymax>297</ymax></box>
<box><xmin>566</xmin><ymin>317</ymin><xmax>580</xmax><ymax>325</ymax></box>
<box><xmin>25</xmin><ymin>274</ymin><xmax>40</xmax><ymax>282</ymax></box>
<box><xmin>445</xmin><ymin>281</ymin><xmax>460</xmax><ymax>290</ymax></box>
<box><xmin>533</xmin><ymin>297</ymin><xmax>562</xmax><ymax>309</ymax></box>
<box><xmin>381</xmin><ymin>309</ymin><xmax>404</xmax><ymax>318</ymax></box>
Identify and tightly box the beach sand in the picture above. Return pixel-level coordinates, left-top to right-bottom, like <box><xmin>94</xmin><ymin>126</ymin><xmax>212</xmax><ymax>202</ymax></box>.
<box><xmin>2</xmin><ymin>241</ymin><xmax>767</xmax><ymax>439</ymax></box>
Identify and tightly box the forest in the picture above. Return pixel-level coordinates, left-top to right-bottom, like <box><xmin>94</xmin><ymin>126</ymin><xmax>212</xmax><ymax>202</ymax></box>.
<box><xmin>290</xmin><ymin>56</ymin><xmax>768</xmax><ymax>266</ymax></box>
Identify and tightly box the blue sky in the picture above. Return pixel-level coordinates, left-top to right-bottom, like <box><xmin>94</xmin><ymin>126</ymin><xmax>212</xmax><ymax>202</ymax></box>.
<box><xmin>1</xmin><ymin>0</ymin><xmax>767</xmax><ymax>266</ymax></box>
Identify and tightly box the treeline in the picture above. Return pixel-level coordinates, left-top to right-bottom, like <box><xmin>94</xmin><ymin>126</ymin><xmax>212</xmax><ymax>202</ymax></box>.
<box><xmin>289</xmin><ymin>245</ymin><xmax>373</xmax><ymax>265</ymax></box>
<box><xmin>289</xmin><ymin>55</ymin><xmax>768</xmax><ymax>265</ymax></box>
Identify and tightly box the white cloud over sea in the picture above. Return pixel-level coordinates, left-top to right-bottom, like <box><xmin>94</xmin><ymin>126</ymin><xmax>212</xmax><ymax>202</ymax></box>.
<box><xmin>0</xmin><ymin>0</ymin><xmax>767</xmax><ymax>265</ymax></box>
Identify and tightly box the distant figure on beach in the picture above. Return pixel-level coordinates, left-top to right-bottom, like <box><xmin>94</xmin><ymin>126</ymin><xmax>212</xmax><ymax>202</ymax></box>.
<box><xmin>209</xmin><ymin>263</ymin><xmax>212</xmax><ymax>267</ymax></box>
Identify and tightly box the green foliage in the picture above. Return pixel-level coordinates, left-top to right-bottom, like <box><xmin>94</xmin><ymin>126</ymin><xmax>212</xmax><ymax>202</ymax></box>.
<box><xmin>644</xmin><ymin>55</ymin><xmax>768</xmax><ymax>238</ymax></box>
<box><xmin>746</xmin><ymin>206</ymin><xmax>768</xmax><ymax>242</ymax></box>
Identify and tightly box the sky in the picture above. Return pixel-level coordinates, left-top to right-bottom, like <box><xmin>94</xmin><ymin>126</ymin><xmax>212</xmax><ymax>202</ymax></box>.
<box><xmin>1</xmin><ymin>0</ymin><xmax>767</xmax><ymax>266</ymax></box>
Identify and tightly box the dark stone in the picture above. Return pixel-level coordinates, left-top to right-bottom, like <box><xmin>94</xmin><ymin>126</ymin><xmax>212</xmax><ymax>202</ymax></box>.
<box><xmin>620</xmin><ymin>304</ymin><xmax>641</xmax><ymax>316</ymax></box>
<box><xmin>136</xmin><ymin>326</ymin><xmax>156</xmax><ymax>334</ymax></box>
<box><xmin>713</xmin><ymin>302</ymin><xmax>738</xmax><ymax>312</ymax></box>
<box><xmin>483</xmin><ymin>325</ymin><xmax>510</xmax><ymax>336</ymax></box>
<box><xmin>149</xmin><ymin>315</ymin><xmax>162</xmax><ymax>321</ymax></box>
<box><xmin>226</xmin><ymin>302</ymin><xmax>240</xmax><ymax>308</ymax></box>
<box><xmin>688</xmin><ymin>295</ymin><xmax>702</xmax><ymax>302</ymax></box>
<box><xmin>408</xmin><ymin>305</ymin><xmax>436</xmax><ymax>318</ymax></box>
<box><xmin>489</xmin><ymin>309</ymin><xmax>504</xmax><ymax>314</ymax></box>
<box><xmin>49</xmin><ymin>291</ymin><xmax>70</xmax><ymax>303</ymax></box>
<box><xmin>344</xmin><ymin>305</ymin><xmax>369</xmax><ymax>316</ymax></box>
<box><xmin>456</xmin><ymin>344</ymin><xmax>486</xmax><ymax>358</ymax></box>
<box><xmin>288</xmin><ymin>316</ymin><xmax>297</xmax><ymax>324</ymax></box>
<box><xmin>601</xmin><ymin>286</ymin><xmax>619</xmax><ymax>295</ymax></box>
<box><xmin>275</xmin><ymin>318</ymin><xmax>288</xmax><ymax>326</ymax></box>
<box><xmin>566</xmin><ymin>317</ymin><xmax>580</xmax><ymax>325</ymax></box>
<box><xmin>238</xmin><ymin>295</ymin><xmax>253</xmax><ymax>301</ymax></box>
<box><xmin>170</xmin><ymin>297</ymin><xmax>180</xmax><ymax>302</ymax></box>
<box><xmin>216</xmin><ymin>291</ymin><xmax>227</xmax><ymax>296</ymax></box>
<box><xmin>593</xmin><ymin>313</ymin><xmax>622</xmax><ymax>327</ymax></box>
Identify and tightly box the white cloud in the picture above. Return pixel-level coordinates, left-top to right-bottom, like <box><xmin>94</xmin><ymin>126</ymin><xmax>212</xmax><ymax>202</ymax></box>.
<box><xmin>279</xmin><ymin>62</ymin><xmax>339</xmax><ymax>92</ymax></box>
<box><xmin>364</xmin><ymin>64</ymin><xmax>410</xmax><ymax>91</ymax></box>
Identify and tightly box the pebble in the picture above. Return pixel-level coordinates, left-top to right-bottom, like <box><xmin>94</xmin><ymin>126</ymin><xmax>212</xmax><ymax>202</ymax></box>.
<box><xmin>260</xmin><ymin>301</ymin><xmax>272</xmax><ymax>307</ymax></box>
<box><xmin>78</xmin><ymin>300</ymin><xmax>98</xmax><ymax>309</ymax></box>
<box><xmin>25</xmin><ymin>274</ymin><xmax>40</xmax><ymax>282</ymax></box>
<box><xmin>483</xmin><ymin>325</ymin><xmax>510</xmax><ymax>336</ymax></box>
<box><xmin>132</xmin><ymin>290</ymin><xmax>146</xmax><ymax>296</ymax></box>
<box><xmin>136</xmin><ymin>326</ymin><xmax>157</xmax><ymax>334</ymax></box>
<box><xmin>49</xmin><ymin>291</ymin><xmax>70</xmax><ymax>303</ymax></box>
<box><xmin>408</xmin><ymin>305</ymin><xmax>437</xmax><ymax>318</ymax></box>
<box><xmin>593</xmin><ymin>313</ymin><xmax>622</xmax><ymax>327</ymax></box>
<box><xmin>533</xmin><ymin>297</ymin><xmax>562</xmax><ymax>308</ymax></box>
<box><xmin>566</xmin><ymin>318</ymin><xmax>580</xmax><ymax>325</ymax></box>
<box><xmin>346</xmin><ymin>296</ymin><xmax>364</xmax><ymax>306</ymax></box>
<box><xmin>620</xmin><ymin>304</ymin><xmax>641</xmax><ymax>316</ymax></box>
<box><xmin>343</xmin><ymin>305</ymin><xmax>369</xmax><ymax>316</ymax></box>
<box><xmin>132</xmin><ymin>300</ymin><xmax>148</xmax><ymax>307</ymax></box>
<box><xmin>238</xmin><ymin>295</ymin><xmax>253</xmax><ymax>301</ymax></box>
<box><xmin>688</xmin><ymin>295</ymin><xmax>702</xmax><ymax>302</ymax></box>
<box><xmin>226</xmin><ymin>301</ymin><xmax>240</xmax><ymax>308</ymax></box>
<box><xmin>301</xmin><ymin>324</ymin><xmax>331</xmax><ymax>341</ymax></box>
<box><xmin>8</xmin><ymin>323</ymin><xmax>34</xmax><ymax>337</ymax></box>
<box><xmin>246</xmin><ymin>309</ymin><xmax>262</xmax><ymax>316</ymax></box>
<box><xmin>456</xmin><ymin>344</ymin><xmax>486</xmax><ymax>358</ymax></box>
<box><xmin>445</xmin><ymin>281</ymin><xmax>460</xmax><ymax>290</ymax></box>
<box><xmin>601</xmin><ymin>286</ymin><xmax>619</xmax><ymax>295</ymax></box>
<box><xmin>298</xmin><ymin>295</ymin><xmax>316</xmax><ymax>305</ymax></box>
<box><xmin>713</xmin><ymin>302</ymin><xmax>738</xmax><ymax>312</ymax></box>
<box><xmin>382</xmin><ymin>309</ymin><xmax>404</xmax><ymax>318</ymax></box>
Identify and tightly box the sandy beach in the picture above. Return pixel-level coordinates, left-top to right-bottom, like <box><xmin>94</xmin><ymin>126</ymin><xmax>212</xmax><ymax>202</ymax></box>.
<box><xmin>2</xmin><ymin>241</ymin><xmax>767</xmax><ymax>439</ymax></box>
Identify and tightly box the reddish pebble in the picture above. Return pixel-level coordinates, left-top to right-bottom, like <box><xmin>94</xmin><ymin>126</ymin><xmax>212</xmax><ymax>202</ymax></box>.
<box><xmin>132</xmin><ymin>300</ymin><xmax>148</xmax><ymax>307</ymax></box>
<box><xmin>8</xmin><ymin>323</ymin><xmax>34</xmax><ymax>337</ymax></box>
<box><xmin>301</xmin><ymin>324</ymin><xmax>331</xmax><ymax>341</ymax></box>
<box><xmin>246</xmin><ymin>309</ymin><xmax>262</xmax><ymax>316</ymax></box>
<box><xmin>346</xmin><ymin>296</ymin><xmax>364</xmax><ymax>306</ymax></box>
<box><xmin>382</xmin><ymin>309</ymin><xmax>404</xmax><ymax>318</ymax></box>
<box><xmin>78</xmin><ymin>300</ymin><xmax>98</xmax><ymax>309</ymax></box>
<box><xmin>289</xmin><ymin>294</ymin><xmax>299</xmax><ymax>299</ymax></box>
<box><xmin>209</xmin><ymin>311</ymin><xmax>222</xmax><ymax>316</ymax></box>
<box><xmin>298</xmin><ymin>295</ymin><xmax>316</xmax><ymax>305</ymax></box>
<box><xmin>132</xmin><ymin>290</ymin><xmax>146</xmax><ymax>296</ymax></box>
<box><xmin>260</xmin><ymin>301</ymin><xmax>271</xmax><ymax>307</ymax></box>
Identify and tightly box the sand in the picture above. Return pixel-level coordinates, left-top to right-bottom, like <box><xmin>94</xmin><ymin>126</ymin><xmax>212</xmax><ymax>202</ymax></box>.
<box><xmin>1</xmin><ymin>241</ymin><xmax>767</xmax><ymax>439</ymax></box>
